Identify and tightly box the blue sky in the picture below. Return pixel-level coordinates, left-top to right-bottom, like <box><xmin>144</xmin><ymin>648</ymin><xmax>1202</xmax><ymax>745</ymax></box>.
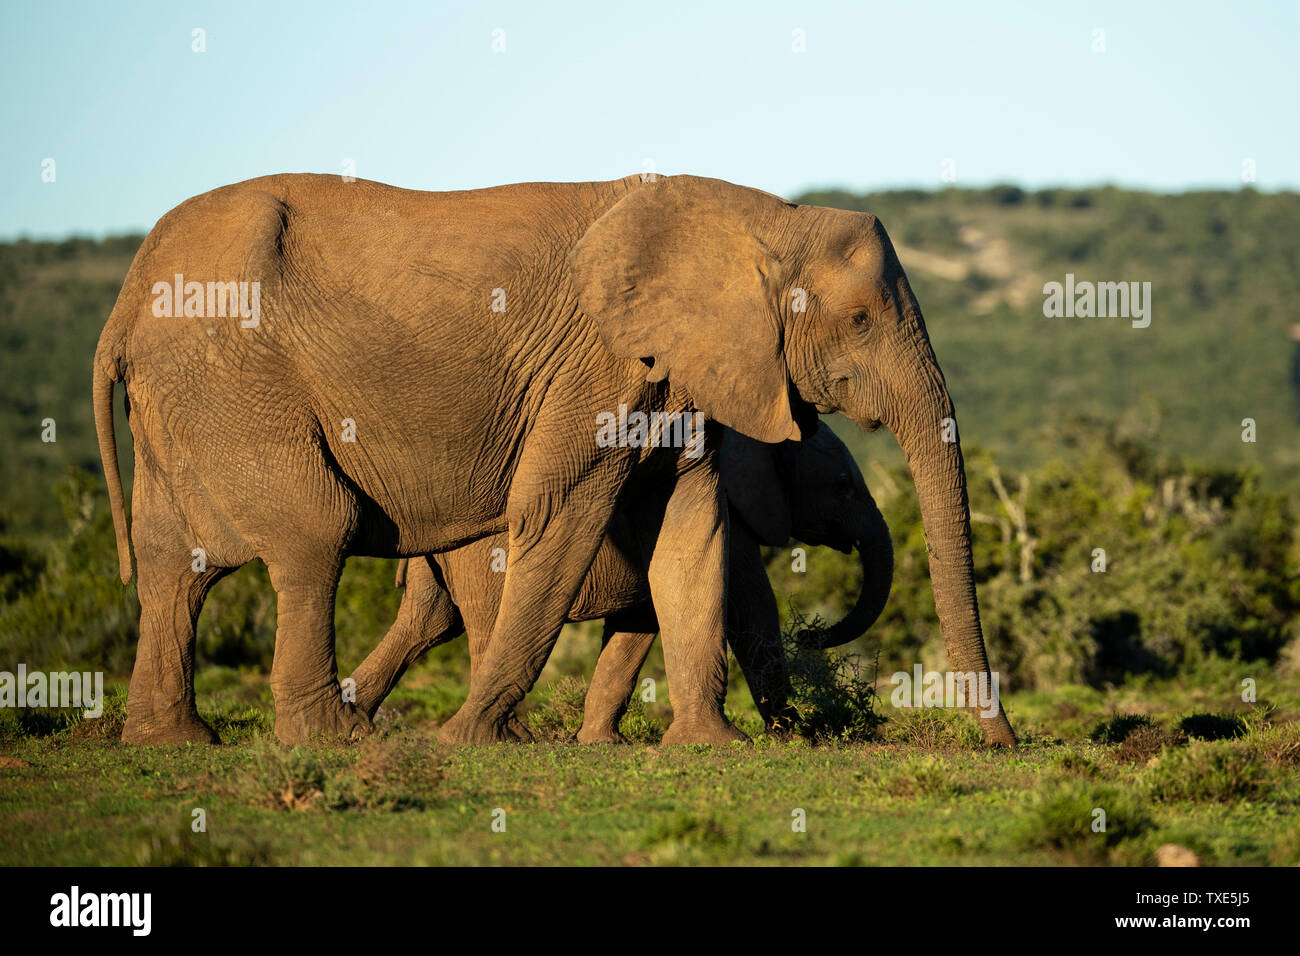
<box><xmin>2</xmin><ymin>0</ymin><xmax>1296</xmax><ymax>238</ymax></box>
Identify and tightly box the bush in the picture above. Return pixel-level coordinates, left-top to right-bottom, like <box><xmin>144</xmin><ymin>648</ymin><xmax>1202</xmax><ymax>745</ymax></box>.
<box><xmin>525</xmin><ymin>676</ymin><xmax>589</xmax><ymax>741</ymax></box>
<box><xmin>1144</xmin><ymin>739</ymin><xmax>1270</xmax><ymax>803</ymax></box>
<box><xmin>1012</xmin><ymin>780</ymin><xmax>1155</xmax><ymax>862</ymax></box>
<box><xmin>1178</xmin><ymin>712</ymin><xmax>1245</xmax><ymax>740</ymax></box>
<box><xmin>0</xmin><ymin>469</ymin><xmax>140</xmax><ymax>672</ymax></box>
<box><xmin>880</xmin><ymin>707</ymin><xmax>984</xmax><ymax>750</ymax></box>
<box><xmin>1089</xmin><ymin>714</ymin><xmax>1155</xmax><ymax>744</ymax></box>
<box><xmin>239</xmin><ymin>736</ymin><xmax>442</xmax><ymax>812</ymax></box>
<box><xmin>770</xmin><ymin>418</ymin><xmax>1300</xmax><ymax>695</ymax></box>
<box><xmin>774</xmin><ymin>611</ymin><xmax>884</xmax><ymax>742</ymax></box>
<box><xmin>1114</xmin><ymin>725</ymin><xmax>1186</xmax><ymax>764</ymax></box>
<box><xmin>618</xmin><ymin>695</ymin><xmax>664</xmax><ymax>744</ymax></box>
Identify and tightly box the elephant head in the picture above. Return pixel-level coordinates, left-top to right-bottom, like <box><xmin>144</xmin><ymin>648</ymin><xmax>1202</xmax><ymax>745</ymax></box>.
<box><xmin>721</xmin><ymin>423</ymin><xmax>893</xmax><ymax>653</ymax></box>
<box><xmin>569</xmin><ymin>174</ymin><xmax>1016</xmax><ymax>746</ymax></box>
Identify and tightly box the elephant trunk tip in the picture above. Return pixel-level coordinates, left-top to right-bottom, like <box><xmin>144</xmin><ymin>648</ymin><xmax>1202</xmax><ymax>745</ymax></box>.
<box><xmin>981</xmin><ymin>712</ymin><xmax>1018</xmax><ymax>748</ymax></box>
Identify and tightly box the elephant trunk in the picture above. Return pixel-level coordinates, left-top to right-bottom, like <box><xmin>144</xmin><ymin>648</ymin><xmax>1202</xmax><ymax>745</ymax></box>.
<box><xmin>797</xmin><ymin>505</ymin><xmax>893</xmax><ymax>650</ymax></box>
<box><xmin>873</xmin><ymin>367</ymin><xmax>1016</xmax><ymax>746</ymax></box>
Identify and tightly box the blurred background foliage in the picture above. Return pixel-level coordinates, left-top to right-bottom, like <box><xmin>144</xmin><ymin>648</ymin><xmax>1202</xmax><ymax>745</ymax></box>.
<box><xmin>1</xmin><ymin>185</ymin><xmax>1297</xmax><ymax>702</ymax></box>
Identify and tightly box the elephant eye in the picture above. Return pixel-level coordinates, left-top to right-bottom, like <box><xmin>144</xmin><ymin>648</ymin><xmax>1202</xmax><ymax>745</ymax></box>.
<box><xmin>851</xmin><ymin>310</ymin><xmax>870</xmax><ymax>328</ymax></box>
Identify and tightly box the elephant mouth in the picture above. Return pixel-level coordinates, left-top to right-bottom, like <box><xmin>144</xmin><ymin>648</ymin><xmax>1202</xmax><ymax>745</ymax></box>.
<box><xmin>829</xmin><ymin>536</ymin><xmax>859</xmax><ymax>556</ymax></box>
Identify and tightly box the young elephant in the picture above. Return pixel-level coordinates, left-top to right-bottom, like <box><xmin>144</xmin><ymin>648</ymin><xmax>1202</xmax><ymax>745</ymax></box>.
<box><xmin>347</xmin><ymin>423</ymin><xmax>894</xmax><ymax>742</ymax></box>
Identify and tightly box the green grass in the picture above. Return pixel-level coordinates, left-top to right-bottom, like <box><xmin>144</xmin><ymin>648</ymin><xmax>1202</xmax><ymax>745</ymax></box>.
<box><xmin>2</xmin><ymin>671</ymin><xmax>1297</xmax><ymax>866</ymax></box>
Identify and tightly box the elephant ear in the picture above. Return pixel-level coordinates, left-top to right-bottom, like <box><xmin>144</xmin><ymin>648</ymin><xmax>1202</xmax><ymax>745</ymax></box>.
<box><xmin>569</xmin><ymin>175</ymin><xmax>801</xmax><ymax>445</ymax></box>
<box><xmin>719</xmin><ymin>429</ymin><xmax>792</xmax><ymax>546</ymax></box>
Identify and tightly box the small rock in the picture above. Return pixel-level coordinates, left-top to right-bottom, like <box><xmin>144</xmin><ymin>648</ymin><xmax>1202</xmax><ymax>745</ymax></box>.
<box><xmin>1156</xmin><ymin>843</ymin><xmax>1200</xmax><ymax>867</ymax></box>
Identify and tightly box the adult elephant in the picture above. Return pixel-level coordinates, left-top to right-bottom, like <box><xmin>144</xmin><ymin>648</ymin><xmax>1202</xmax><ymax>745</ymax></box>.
<box><xmin>348</xmin><ymin>422</ymin><xmax>894</xmax><ymax>742</ymax></box>
<box><xmin>94</xmin><ymin>173</ymin><xmax>1016</xmax><ymax>747</ymax></box>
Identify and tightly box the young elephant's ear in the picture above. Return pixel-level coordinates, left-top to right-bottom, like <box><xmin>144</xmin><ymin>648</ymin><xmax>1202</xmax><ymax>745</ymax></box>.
<box><xmin>569</xmin><ymin>175</ymin><xmax>801</xmax><ymax>444</ymax></box>
<box><xmin>719</xmin><ymin>429</ymin><xmax>792</xmax><ymax>546</ymax></box>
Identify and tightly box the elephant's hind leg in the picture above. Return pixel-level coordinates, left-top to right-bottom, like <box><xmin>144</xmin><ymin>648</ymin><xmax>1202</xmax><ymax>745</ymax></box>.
<box><xmin>578</xmin><ymin>607</ymin><xmax>658</xmax><ymax>744</ymax></box>
<box><xmin>266</xmin><ymin>554</ymin><xmax>372</xmax><ymax>745</ymax></box>
<box><xmin>122</xmin><ymin>523</ymin><xmax>229</xmax><ymax>745</ymax></box>
<box><xmin>251</xmin><ymin>452</ymin><xmax>373</xmax><ymax>745</ymax></box>
<box><xmin>349</xmin><ymin>557</ymin><xmax>464</xmax><ymax>720</ymax></box>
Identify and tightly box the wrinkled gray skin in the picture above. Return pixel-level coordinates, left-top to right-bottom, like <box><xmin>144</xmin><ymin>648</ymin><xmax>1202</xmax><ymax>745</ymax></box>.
<box><xmin>348</xmin><ymin>423</ymin><xmax>895</xmax><ymax>741</ymax></box>
<box><xmin>95</xmin><ymin>173</ymin><xmax>1016</xmax><ymax>747</ymax></box>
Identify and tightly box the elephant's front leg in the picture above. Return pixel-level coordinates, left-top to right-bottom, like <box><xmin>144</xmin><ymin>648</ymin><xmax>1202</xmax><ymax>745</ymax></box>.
<box><xmin>436</xmin><ymin>447</ymin><xmax>633</xmax><ymax>746</ymax></box>
<box><xmin>643</xmin><ymin>451</ymin><xmax>747</xmax><ymax>746</ymax></box>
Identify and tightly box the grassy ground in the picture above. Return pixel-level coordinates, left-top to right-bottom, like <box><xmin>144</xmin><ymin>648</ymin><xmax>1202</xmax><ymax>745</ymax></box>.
<box><xmin>2</xmin><ymin>664</ymin><xmax>1297</xmax><ymax>866</ymax></box>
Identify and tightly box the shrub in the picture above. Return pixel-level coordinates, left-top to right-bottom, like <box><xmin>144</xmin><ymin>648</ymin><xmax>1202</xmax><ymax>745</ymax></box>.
<box><xmin>774</xmin><ymin>612</ymin><xmax>884</xmax><ymax>743</ymax></box>
<box><xmin>0</xmin><ymin>470</ymin><xmax>140</xmax><ymax>673</ymax></box>
<box><xmin>769</xmin><ymin>418</ymin><xmax>1300</xmax><ymax>695</ymax></box>
<box><xmin>1050</xmin><ymin>751</ymin><xmax>1102</xmax><ymax>776</ymax></box>
<box><xmin>1114</xmin><ymin>724</ymin><xmax>1186</xmax><ymax>764</ymax></box>
<box><xmin>1012</xmin><ymin>780</ymin><xmax>1155</xmax><ymax>862</ymax></box>
<box><xmin>239</xmin><ymin>736</ymin><xmax>441</xmax><ymax>812</ymax></box>
<box><xmin>525</xmin><ymin>676</ymin><xmax>589</xmax><ymax>741</ymax></box>
<box><xmin>1178</xmin><ymin>712</ymin><xmax>1245</xmax><ymax>740</ymax></box>
<box><xmin>1144</xmin><ymin>739</ymin><xmax>1269</xmax><ymax>803</ymax></box>
<box><xmin>881</xmin><ymin>707</ymin><xmax>985</xmax><ymax>750</ymax></box>
<box><xmin>618</xmin><ymin>695</ymin><xmax>664</xmax><ymax>744</ymax></box>
<box><xmin>1090</xmin><ymin>714</ymin><xmax>1155</xmax><ymax>744</ymax></box>
<box><xmin>136</xmin><ymin>829</ymin><xmax>272</xmax><ymax>867</ymax></box>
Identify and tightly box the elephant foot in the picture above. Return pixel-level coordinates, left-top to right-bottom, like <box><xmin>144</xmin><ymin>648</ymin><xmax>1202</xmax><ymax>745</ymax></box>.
<box><xmin>274</xmin><ymin>691</ymin><xmax>371</xmax><ymax>745</ymax></box>
<box><xmin>437</xmin><ymin>707</ymin><xmax>513</xmax><ymax>746</ymax></box>
<box><xmin>505</xmin><ymin>713</ymin><xmax>534</xmax><ymax>743</ymax></box>
<box><xmin>122</xmin><ymin>702</ymin><xmax>219</xmax><ymax>746</ymax></box>
<box><xmin>350</xmin><ymin>684</ymin><xmax>382</xmax><ymax>723</ymax></box>
<box><xmin>661</xmin><ymin>716</ymin><xmax>748</xmax><ymax>746</ymax></box>
<box><xmin>576</xmin><ymin>722</ymin><xmax>629</xmax><ymax>745</ymax></box>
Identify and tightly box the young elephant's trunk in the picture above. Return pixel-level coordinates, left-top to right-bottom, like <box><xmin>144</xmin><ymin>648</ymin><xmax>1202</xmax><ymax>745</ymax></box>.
<box><xmin>798</xmin><ymin>505</ymin><xmax>893</xmax><ymax>650</ymax></box>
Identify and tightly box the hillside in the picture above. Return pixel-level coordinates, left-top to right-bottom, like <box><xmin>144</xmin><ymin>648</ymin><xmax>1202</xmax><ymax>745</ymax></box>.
<box><xmin>798</xmin><ymin>185</ymin><xmax>1300</xmax><ymax>486</ymax></box>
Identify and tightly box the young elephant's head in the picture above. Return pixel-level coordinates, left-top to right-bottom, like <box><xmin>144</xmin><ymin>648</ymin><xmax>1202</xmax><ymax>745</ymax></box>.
<box><xmin>570</xmin><ymin>174</ymin><xmax>1015</xmax><ymax>746</ymax></box>
<box><xmin>722</xmin><ymin>423</ymin><xmax>893</xmax><ymax>652</ymax></box>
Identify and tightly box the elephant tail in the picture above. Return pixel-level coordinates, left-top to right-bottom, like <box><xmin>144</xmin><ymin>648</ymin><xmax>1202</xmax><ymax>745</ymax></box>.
<box><xmin>94</xmin><ymin>316</ymin><xmax>133</xmax><ymax>584</ymax></box>
<box><xmin>395</xmin><ymin>557</ymin><xmax>409</xmax><ymax>588</ymax></box>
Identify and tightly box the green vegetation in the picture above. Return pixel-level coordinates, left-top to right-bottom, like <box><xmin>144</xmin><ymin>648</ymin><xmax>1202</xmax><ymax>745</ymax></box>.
<box><xmin>1</xmin><ymin>185</ymin><xmax>1298</xmax><ymax>864</ymax></box>
<box><xmin>1</xmin><ymin>678</ymin><xmax>1297</xmax><ymax>866</ymax></box>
